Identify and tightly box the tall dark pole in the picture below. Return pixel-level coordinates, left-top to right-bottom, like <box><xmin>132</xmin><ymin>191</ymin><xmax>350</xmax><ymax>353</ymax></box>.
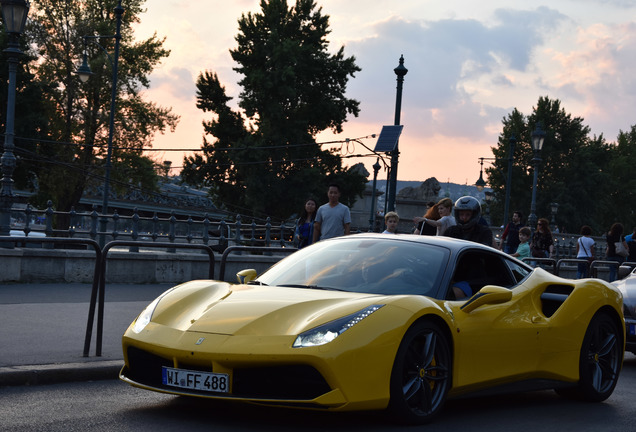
<box><xmin>99</xmin><ymin>0</ymin><xmax>123</xmax><ymax>246</ymax></box>
<box><xmin>369</xmin><ymin>158</ymin><xmax>381</xmax><ymax>232</ymax></box>
<box><xmin>503</xmin><ymin>134</ymin><xmax>515</xmax><ymax>233</ymax></box>
<box><xmin>78</xmin><ymin>1</ymin><xmax>123</xmax><ymax>246</ymax></box>
<box><xmin>0</xmin><ymin>0</ymin><xmax>30</xmax><ymax>241</ymax></box>
<box><xmin>387</xmin><ymin>55</ymin><xmax>407</xmax><ymax>212</ymax></box>
<box><xmin>528</xmin><ymin>123</ymin><xmax>545</xmax><ymax>232</ymax></box>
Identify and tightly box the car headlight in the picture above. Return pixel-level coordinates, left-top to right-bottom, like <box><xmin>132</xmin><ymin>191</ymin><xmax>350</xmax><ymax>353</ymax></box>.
<box><xmin>292</xmin><ymin>304</ymin><xmax>384</xmax><ymax>348</ymax></box>
<box><xmin>132</xmin><ymin>287</ymin><xmax>176</xmax><ymax>333</ymax></box>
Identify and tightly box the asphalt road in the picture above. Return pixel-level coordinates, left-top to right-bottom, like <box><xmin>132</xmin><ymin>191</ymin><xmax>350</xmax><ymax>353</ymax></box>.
<box><xmin>2</xmin><ymin>354</ymin><xmax>636</xmax><ymax>432</ymax></box>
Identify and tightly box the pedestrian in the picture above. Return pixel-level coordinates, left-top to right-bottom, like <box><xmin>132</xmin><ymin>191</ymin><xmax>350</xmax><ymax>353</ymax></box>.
<box><xmin>575</xmin><ymin>225</ymin><xmax>595</xmax><ymax>279</ymax></box>
<box><xmin>313</xmin><ymin>183</ymin><xmax>351</xmax><ymax>242</ymax></box>
<box><xmin>627</xmin><ymin>228</ymin><xmax>636</xmax><ymax>263</ymax></box>
<box><xmin>413</xmin><ymin>201</ymin><xmax>437</xmax><ymax>235</ymax></box>
<box><xmin>443</xmin><ymin>196</ymin><xmax>493</xmax><ymax>246</ymax></box>
<box><xmin>510</xmin><ymin>226</ymin><xmax>531</xmax><ymax>260</ymax></box>
<box><xmin>383</xmin><ymin>211</ymin><xmax>399</xmax><ymax>234</ymax></box>
<box><xmin>416</xmin><ymin>197</ymin><xmax>456</xmax><ymax>236</ymax></box>
<box><xmin>606</xmin><ymin>222</ymin><xmax>628</xmax><ymax>282</ymax></box>
<box><xmin>499</xmin><ymin>211</ymin><xmax>524</xmax><ymax>254</ymax></box>
<box><xmin>530</xmin><ymin>218</ymin><xmax>554</xmax><ymax>259</ymax></box>
<box><xmin>293</xmin><ymin>197</ymin><xmax>317</xmax><ymax>248</ymax></box>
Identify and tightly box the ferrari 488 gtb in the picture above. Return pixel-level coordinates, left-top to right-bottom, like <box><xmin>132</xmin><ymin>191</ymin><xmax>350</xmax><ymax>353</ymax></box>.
<box><xmin>120</xmin><ymin>234</ymin><xmax>624</xmax><ymax>424</ymax></box>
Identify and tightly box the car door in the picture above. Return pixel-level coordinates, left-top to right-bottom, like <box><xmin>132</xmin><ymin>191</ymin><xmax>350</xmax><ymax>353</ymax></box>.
<box><xmin>446</xmin><ymin>251</ymin><xmax>544</xmax><ymax>389</ymax></box>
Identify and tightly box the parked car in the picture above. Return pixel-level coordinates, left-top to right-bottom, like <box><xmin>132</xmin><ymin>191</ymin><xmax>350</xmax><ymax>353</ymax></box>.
<box><xmin>120</xmin><ymin>234</ymin><xmax>624</xmax><ymax>424</ymax></box>
<box><xmin>613</xmin><ymin>265</ymin><xmax>636</xmax><ymax>354</ymax></box>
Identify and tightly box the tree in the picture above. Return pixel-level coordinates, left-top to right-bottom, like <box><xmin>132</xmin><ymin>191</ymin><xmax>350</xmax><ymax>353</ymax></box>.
<box><xmin>488</xmin><ymin>96</ymin><xmax>615</xmax><ymax>234</ymax></box>
<box><xmin>2</xmin><ymin>0</ymin><xmax>179</xmax><ymax>216</ymax></box>
<box><xmin>606</xmin><ymin>126</ymin><xmax>636</xmax><ymax>230</ymax></box>
<box><xmin>181</xmin><ymin>0</ymin><xmax>364</xmax><ymax>220</ymax></box>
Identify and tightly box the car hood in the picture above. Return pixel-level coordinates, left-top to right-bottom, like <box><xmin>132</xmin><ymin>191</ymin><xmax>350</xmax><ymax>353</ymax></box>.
<box><xmin>150</xmin><ymin>280</ymin><xmax>392</xmax><ymax>336</ymax></box>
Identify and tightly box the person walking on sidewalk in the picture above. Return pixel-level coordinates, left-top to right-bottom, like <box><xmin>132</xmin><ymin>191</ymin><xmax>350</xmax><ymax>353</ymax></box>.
<box><xmin>576</xmin><ymin>225</ymin><xmax>595</xmax><ymax>279</ymax></box>
<box><xmin>499</xmin><ymin>211</ymin><xmax>524</xmax><ymax>254</ymax></box>
<box><xmin>313</xmin><ymin>183</ymin><xmax>351</xmax><ymax>242</ymax></box>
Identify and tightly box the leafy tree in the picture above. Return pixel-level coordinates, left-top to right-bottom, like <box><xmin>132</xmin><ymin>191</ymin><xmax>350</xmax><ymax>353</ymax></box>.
<box><xmin>606</xmin><ymin>126</ymin><xmax>636</xmax><ymax>231</ymax></box>
<box><xmin>181</xmin><ymin>0</ymin><xmax>364</xmax><ymax>220</ymax></box>
<box><xmin>1</xmin><ymin>0</ymin><xmax>179</xmax><ymax>217</ymax></box>
<box><xmin>488</xmin><ymin>96</ymin><xmax>615</xmax><ymax>234</ymax></box>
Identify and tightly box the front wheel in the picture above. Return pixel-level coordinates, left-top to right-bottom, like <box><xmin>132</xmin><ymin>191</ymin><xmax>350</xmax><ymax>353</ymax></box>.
<box><xmin>388</xmin><ymin>320</ymin><xmax>451</xmax><ymax>424</ymax></box>
<box><xmin>575</xmin><ymin>312</ymin><xmax>623</xmax><ymax>401</ymax></box>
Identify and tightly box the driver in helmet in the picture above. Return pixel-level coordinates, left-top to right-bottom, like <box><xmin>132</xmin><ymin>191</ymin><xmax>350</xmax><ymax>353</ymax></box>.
<box><xmin>443</xmin><ymin>196</ymin><xmax>493</xmax><ymax>247</ymax></box>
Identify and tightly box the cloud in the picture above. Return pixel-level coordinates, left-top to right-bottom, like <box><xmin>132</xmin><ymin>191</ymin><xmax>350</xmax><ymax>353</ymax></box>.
<box><xmin>149</xmin><ymin>67</ymin><xmax>196</xmax><ymax>101</ymax></box>
<box><xmin>339</xmin><ymin>7</ymin><xmax>567</xmax><ymax>144</ymax></box>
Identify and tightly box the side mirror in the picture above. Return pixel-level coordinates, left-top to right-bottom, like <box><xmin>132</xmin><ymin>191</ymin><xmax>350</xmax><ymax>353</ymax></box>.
<box><xmin>460</xmin><ymin>285</ymin><xmax>512</xmax><ymax>313</ymax></box>
<box><xmin>237</xmin><ymin>269</ymin><xmax>257</xmax><ymax>284</ymax></box>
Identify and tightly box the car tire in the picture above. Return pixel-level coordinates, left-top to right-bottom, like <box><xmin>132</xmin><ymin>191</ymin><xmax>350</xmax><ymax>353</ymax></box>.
<box><xmin>387</xmin><ymin>320</ymin><xmax>451</xmax><ymax>424</ymax></box>
<box><xmin>559</xmin><ymin>311</ymin><xmax>622</xmax><ymax>401</ymax></box>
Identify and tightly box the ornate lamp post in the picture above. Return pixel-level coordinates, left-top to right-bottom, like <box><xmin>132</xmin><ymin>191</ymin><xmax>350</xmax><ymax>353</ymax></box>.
<box><xmin>368</xmin><ymin>158</ymin><xmax>381</xmax><ymax>232</ymax></box>
<box><xmin>484</xmin><ymin>190</ymin><xmax>493</xmax><ymax>225</ymax></box>
<box><xmin>550</xmin><ymin>202</ymin><xmax>559</xmax><ymax>232</ymax></box>
<box><xmin>475</xmin><ymin>157</ymin><xmax>487</xmax><ymax>192</ymax></box>
<box><xmin>0</xmin><ymin>0</ymin><xmax>30</xmax><ymax>240</ymax></box>
<box><xmin>503</xmin><ymin>134</ymin><xmax>515</xmax><ymax>231</ymax></box>
<box><xmin>474</xmin><ymin>134</ymin><xmax>515</xmax><ymax>232</ymax></box>
<box><xmin>387</xmin><ymin>55</ymin><xmax>407</xmax><ymax>212</ymax></box>
<box><xmin>76</xmin><ymin>0</ymin><xmax>123</xmax><ymax>246</ymax></box>
<box><xmin>527</xmin><ymin>123</ymin><xmax>546</xmax><ymax>231</ymax></box>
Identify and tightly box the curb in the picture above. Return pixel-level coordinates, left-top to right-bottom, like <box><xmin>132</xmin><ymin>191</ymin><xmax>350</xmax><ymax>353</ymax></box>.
<box><xmin>0</xmin><ymin>360</ymin><xmax>123</xmax><ymax>387</ymax></box>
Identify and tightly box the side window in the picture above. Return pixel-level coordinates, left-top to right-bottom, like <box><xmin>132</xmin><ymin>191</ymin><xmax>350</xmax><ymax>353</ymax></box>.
<box><xmin>451</xmin><ymin>251</ymin><xmax>516</xmax><ymax>298</ymax></box>
<box><xmin>504</xmin><ymin>259</ymin><xmax>532</xmax><ymax>285</ymax></box>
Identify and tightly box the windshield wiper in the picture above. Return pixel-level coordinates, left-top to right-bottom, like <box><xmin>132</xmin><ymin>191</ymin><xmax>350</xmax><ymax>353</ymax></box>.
<box><xmin>282</xmin><ymin>284</ymin><xmax>345</xmax><ymax>291</ymax></box>
<box><xmin>247</xmin><ymin>280</ymin><xmax>268</xmax><ymax>286</ymax></box>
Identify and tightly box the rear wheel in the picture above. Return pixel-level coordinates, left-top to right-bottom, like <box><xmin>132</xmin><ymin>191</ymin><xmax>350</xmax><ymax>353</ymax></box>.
<box><xmin>564</xmin><ymin>312</ymin><xmax>622</xmax><ymax>401</ymax></box>
<box><xmin>388</xmin><ymin>320</ymin><xmax>451</xmax><ymax>424</ymax></box>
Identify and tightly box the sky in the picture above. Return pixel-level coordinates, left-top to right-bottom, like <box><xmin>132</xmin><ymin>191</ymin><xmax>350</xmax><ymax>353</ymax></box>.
<box><xmin>133</xmin><ymin>0</ymin><xmax>636</xmax><ymax>186</ymax></box>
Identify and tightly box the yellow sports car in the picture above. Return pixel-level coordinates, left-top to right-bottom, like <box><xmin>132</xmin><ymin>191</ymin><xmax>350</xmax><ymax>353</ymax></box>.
<box><xmin>120</xmin><ymin>234</ymin><xmax>624</xmax><ymax>424</ymax></box>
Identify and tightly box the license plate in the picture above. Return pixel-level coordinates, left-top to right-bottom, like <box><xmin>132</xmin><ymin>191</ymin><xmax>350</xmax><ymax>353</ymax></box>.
<box><xmin>162</xmin><ymin>367</ymin><xmax>230</xmax><ymax>393</ymax></box>
<box><xmin>629</xmin><ymin>324</ymin><xmax>636</xmax><ymax>336</ymax></box>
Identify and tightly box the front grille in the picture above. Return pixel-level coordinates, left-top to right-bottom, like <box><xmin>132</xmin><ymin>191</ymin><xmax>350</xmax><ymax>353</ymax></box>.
<box><xmin>233</xmin><ymin>365</ymin><xmax>331</xmax><ymax>399</ymax></box>
<box><xmin>125</xmin><ymin>347</ymin><xmax>331</xmax><ymax>400</ymax></box>
<box><xmin>126</xmin><ymin>347</ymin><xmax>172</xmax><ymax>387</ymax></box>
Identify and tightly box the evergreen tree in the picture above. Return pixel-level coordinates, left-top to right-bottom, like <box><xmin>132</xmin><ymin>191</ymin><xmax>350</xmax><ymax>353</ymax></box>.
<box><xmin>181</xmin><ymin>0</ymin><xmax>364</xmax><ymax>220</ymax></box>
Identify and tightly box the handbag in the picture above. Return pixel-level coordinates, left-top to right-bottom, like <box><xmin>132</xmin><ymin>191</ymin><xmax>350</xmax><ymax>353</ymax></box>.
<box><xmin>615</xmin><ymin>240</ymin><xmax>629</xmax><ymax>258</ymax></box>
<box><xmin>531</xmin><ymin>246</ymin><xmax>546</xmax><ymax>258</ymax></box>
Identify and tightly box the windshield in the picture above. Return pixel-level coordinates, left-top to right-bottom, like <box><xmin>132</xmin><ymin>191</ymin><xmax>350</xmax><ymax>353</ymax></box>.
<box><xmin>258</xmin><ymin>237</ymin><xmax>448</xmax><ymax>296</ymax></box>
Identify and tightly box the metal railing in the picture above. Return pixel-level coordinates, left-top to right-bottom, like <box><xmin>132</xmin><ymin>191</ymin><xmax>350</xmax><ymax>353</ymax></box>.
<box><xmin>6</xmin><ymin>202</ymin><xmax>295</xmax><ymax>250</ymax></box>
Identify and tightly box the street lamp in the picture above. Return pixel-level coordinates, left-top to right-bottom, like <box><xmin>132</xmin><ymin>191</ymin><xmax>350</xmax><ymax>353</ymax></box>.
<box><xmin>368</xmin><ymin>158</ymin><xmax>381</xmax><ymax>232</ymax></box>
<box><xmin>503</xmin><ymin>134</ymin><xmax>515</xmax><ymax>235</ymax></box>
<box><xmin>527</xmin><ymin>123</ymin><xmax>546</xmax><ymax>231</ymax></box>
<box><xmin>484</xmin><ymin>190</ymin><xmax>493</xmax><ymax>225</ymax></box>
<box><xmin>76</xmin><ymin>0</ymin><xmax>123</xmax><ymax>245</ymax></box>
<box><xmin>387</xmin><ymin>55</ymin><xmax>407</xmax><ymax>212</ymax></box>
<box><xmin>550</xmin><ymin>202</ymin><xmax>559</xmax><ymax>232</ymax></box>
<box><xmin>474</xmin><ymin>135</ymin><xmax>515</xmax><ymax>229</ymax></box>
<box><xmin>0</xmin><ymin>0</ymin><xmax>30</xmax><ymax>240</ymax></box>
<box><xmin>475</xmin><ymin>157</ymin><xmax>487</xmax><ymax>192</ymax></box>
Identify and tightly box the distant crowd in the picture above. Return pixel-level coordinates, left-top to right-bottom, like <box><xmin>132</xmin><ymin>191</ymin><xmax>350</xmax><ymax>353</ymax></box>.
<box><xmin>293</xmin><ymin>186</ymin><xmax>635</xmax><ymax>283</ymax></box>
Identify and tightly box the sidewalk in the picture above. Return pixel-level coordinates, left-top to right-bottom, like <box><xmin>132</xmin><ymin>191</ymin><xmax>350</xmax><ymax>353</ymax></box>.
<box><xmin>0</xmin><ymin>282</ymin><xmax>173</xmax><ymax>386</ymax></box>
